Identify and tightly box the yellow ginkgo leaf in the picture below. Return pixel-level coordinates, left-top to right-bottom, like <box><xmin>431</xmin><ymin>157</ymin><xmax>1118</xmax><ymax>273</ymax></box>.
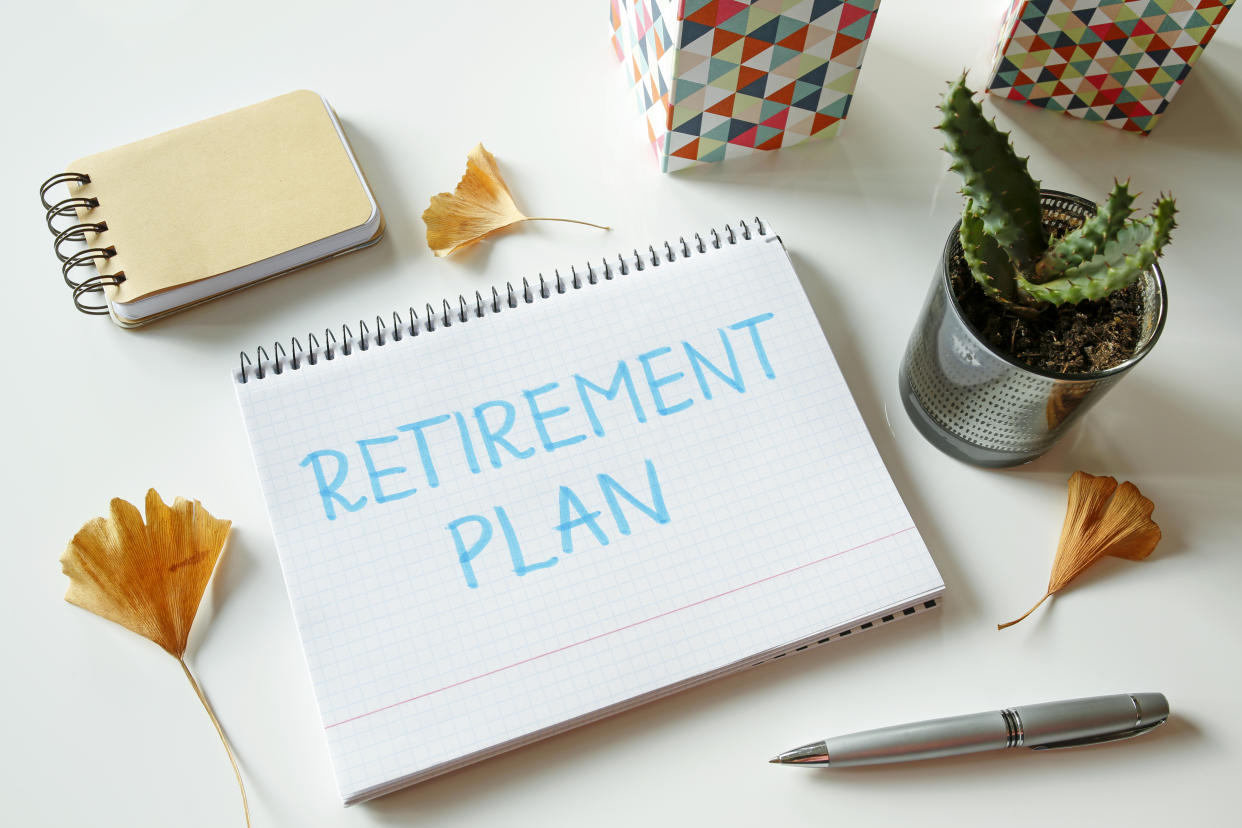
<box><xmin>422</xmin><ymin>143</ymin><xmax>608</xmax><ymax>257</ymax></box>
<box><xmin>62</xmin><ymin>489</ymin><xmax>230</xmax><ymax>657</ymax></box>
<box><xmin>999</xmin><ymin>471</ymin><xmax>1161</xmax><ymax>629</ymax></box>
<box><xmin>61</xmin><ymin>490</ymin><xmax>249</xmax><ymax>826</ymax></box>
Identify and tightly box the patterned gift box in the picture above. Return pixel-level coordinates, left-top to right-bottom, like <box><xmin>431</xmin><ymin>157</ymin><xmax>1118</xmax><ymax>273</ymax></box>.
<box><xmin>609</xmin><ymin>0</ymin><xmax>882</xmax><ymax>172</ymax></box>
<box><xmin>988</xmin><ymin>0</ymin><xmax>1235</xmax><ymax>134</ymax></box>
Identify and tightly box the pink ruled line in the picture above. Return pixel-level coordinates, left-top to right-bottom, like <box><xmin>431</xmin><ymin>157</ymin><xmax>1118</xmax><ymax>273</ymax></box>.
<box><xmin>325</xmin><ymin>525</ymin><xmax>916</xmax><ymax>730</ymax></box>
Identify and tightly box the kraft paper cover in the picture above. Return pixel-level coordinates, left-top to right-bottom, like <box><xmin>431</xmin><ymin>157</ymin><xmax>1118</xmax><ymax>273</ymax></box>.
<box><xmin>69</xmin><ymin>90</ymin><xmax>375</xmax><ymax>303</ymax></box>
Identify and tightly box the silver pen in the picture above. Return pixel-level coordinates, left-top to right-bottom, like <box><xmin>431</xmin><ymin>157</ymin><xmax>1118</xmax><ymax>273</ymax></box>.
<box><xmin>771</xmin><ymin>692</ymin><xmax>1169</xmax><ymax>767</ymax></box>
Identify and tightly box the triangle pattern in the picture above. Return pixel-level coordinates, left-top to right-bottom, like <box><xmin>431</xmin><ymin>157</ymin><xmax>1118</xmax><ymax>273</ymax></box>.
<box><xmin>986</xmin><ymin>0</ymin><xmax>1232</xmax><ymax>134</ymax></box>
<box><xmin>611</xmin><ymin>0</ymin><xmax>897</xmax><ymax>170</ymax></box>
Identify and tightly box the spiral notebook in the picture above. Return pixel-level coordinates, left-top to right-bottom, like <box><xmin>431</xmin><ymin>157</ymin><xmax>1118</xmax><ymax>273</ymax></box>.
<box><xmin>233</xmin><ymin>221</ymin><xmax>944</xmax><ymax>804</ymax></box>
<box><xmin>39</xmin><ymin>90</ymin><xmax>384</xmax><ymax>326</ymax></box>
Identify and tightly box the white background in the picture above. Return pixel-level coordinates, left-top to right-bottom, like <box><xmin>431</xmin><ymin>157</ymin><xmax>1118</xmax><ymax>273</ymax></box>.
<box><xmin>3</xmin><ymin>1</ymin><xmax>1240</xmax><ymax>825</ymax></box>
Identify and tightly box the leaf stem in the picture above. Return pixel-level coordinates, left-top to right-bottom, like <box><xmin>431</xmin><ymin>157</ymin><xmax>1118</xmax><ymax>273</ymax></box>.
<box><xmin>179</xmin><ymin>657</ymin><xmax>251</xmax><ymax>828</ymax></box>
<box><xmin>525</xmin><ymin>217</ymin><xmax>611</xmax><ymax>230</ymax></box>
<box><xmin>997</xmin><ymin>593</ymin><xmax>1050</xmax><ymax>630</ymax></box>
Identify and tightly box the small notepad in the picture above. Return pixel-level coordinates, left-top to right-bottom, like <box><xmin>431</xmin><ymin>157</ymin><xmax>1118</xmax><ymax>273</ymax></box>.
<box><xmin>41</xmin><ymin>91</ymin><xmax>383</xmax><ymax>325</ymax></box>
<box><xmin>234</xmin><ymin>221</ymin><xmax>943</xmax><ymax>803</ymax></box>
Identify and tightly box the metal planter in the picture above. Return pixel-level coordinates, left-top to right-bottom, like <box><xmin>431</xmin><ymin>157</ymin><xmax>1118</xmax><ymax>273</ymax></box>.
<box><xmin>898</xmin><ymin>190</ymin><xmax>1167</xmax><ymax>468</ymax></box>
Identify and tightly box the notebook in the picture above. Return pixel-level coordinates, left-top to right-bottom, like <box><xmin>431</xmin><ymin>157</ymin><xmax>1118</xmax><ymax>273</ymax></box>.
<box><xmin>39</xmin><ymin>90</ymin><xmax>384</xmax><ymax>326</ymax></box>
<box><xmin>233</xmin><ymin>220</ymin><xmax>944</xmax><ymax>804</ymax></box>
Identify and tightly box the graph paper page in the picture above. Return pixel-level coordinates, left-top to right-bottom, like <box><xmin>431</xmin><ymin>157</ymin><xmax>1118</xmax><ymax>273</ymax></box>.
<box><xmin>235</xmin><ymin>227</ymin><xmax>943</xmax><ymax>802</ymax></box>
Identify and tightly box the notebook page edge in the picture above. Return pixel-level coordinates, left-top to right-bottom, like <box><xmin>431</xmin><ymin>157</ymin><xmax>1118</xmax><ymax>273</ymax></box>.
<box><xmin>343</xmin><ymin>587</ymin><xmax>944</xmax><ymax>804</ymax></box>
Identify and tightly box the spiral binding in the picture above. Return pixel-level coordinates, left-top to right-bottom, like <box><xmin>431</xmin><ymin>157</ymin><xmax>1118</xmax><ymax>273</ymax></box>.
<box><xmin>237</xmin><ymin>218</ymin><xmax>769</xmax><ymax>383</ymax></box>
<box><xmin>39</xmin><ymin>172</ymin><xmax>125</xmax><ymax>315</ymax></box>
<box><xmin>748</xmin><ymin>598</ymin><xmax>940</xmax><ymax>669</ymax></box>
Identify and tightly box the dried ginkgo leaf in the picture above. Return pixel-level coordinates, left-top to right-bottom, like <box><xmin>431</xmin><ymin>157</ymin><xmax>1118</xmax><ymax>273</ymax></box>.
<box><xmin>999</xmin><ymin>471</ymin><xmax>1160</xmax><ymax>629</ymax></box>
<box><xmin>61</xmin><ymin>490</ymin><xmax>249</xmax><ymax>826</ymax></box>
<box><xmin>62</xmin><ymin>490</ymin><xmax>230</xmax><ymax>656</ymax></box>
<box><xmin>422</xmin><ymin>143</ymin><xmax>608</xmax><ymax>257</ymax></box>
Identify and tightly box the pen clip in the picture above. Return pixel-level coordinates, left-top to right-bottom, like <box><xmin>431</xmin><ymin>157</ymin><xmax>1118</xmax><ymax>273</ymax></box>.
<box><xmin>1031</xmin><ymin>717</ymin><xmax>1168</xmax><ymax>750</ymax></box>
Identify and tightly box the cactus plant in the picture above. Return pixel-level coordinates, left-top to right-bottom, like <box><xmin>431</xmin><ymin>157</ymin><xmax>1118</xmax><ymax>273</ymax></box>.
<box><xmin>938</xmin><ymin>76</ymin><xmax>1176</xmax><ymax>310</ymax></box>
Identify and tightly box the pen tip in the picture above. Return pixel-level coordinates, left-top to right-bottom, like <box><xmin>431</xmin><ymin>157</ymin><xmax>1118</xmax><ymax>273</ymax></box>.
<box><xmin>771</xmin><ymin>744</ymin><xmax>831</xmax><ymax>765</ymax></box>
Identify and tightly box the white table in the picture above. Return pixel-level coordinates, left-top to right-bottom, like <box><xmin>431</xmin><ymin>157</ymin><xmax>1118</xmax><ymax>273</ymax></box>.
<box><xmin>5</xmin><ymin>1</ymin><xmax>1240</xmax><ymax>825</ymax></box>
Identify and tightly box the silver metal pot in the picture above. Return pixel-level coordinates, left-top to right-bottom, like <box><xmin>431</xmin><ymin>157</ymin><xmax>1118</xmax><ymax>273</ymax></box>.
<box><xmin>898</xmin><ymin>190</ymin><xmax>1167</xmax><ymax>467</ymax></box>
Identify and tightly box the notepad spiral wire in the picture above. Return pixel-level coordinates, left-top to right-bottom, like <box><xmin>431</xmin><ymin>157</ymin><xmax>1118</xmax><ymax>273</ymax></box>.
<box><xmin>236</xmin><ymin>218</ymin><xmax>770</xmax><ymax>384</ymax></box>
<box><xmin>39</xmin><ymin>172</ymin><xmax>126</xmax><ymax>315</ymax></box>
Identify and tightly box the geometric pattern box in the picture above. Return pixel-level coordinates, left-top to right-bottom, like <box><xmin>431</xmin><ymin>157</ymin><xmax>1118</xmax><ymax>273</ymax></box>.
<box><xmin>988</xmin><ymin>0</ymin><xmax>1235</xmax><ymax>134</ymax></box>
<box><xmin>609</xmin><ymin>0</ymin><xmax>883</xmax><ymax>171</ymax></box>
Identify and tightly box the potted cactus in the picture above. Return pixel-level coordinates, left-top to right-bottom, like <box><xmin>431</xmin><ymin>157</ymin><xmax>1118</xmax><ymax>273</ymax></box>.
<box><xmin>899</xmin><ymin>76</ymin><xmax>1175</xmax><ymax>467</ymax></box>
